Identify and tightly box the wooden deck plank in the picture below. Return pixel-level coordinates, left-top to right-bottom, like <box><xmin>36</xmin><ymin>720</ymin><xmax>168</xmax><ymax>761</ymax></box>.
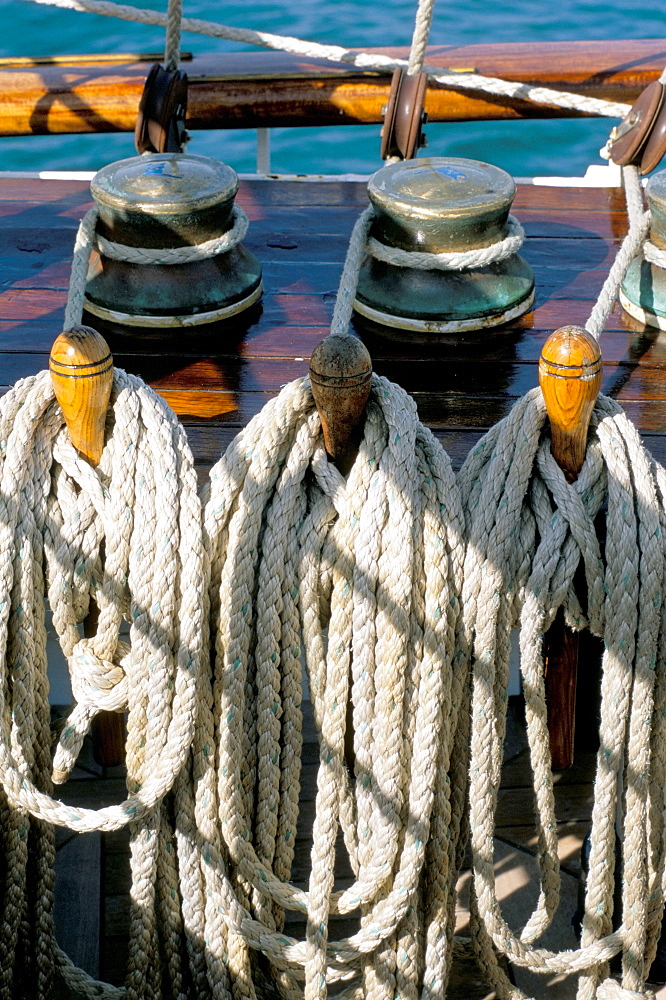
<box><xmin>54</xmin><ymin>832</ymin><xmax>101</xmax><ymax>979</ymax></box>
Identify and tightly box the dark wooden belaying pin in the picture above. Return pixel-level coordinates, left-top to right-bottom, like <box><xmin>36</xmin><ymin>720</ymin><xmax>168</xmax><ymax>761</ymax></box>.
<box><xmin>50</xmin><ymin>326</ymin><xmax>126</xmax><ymax>770</ymax></box>
<box><xmin>538</xmin><ymin>325</ymin><xmax>602</xmax><ymax>771</ymax></box>
<box><xmin>309</xmin><ymin>335</ymin><xmax>373</xmax><ymax>477</ymax></box>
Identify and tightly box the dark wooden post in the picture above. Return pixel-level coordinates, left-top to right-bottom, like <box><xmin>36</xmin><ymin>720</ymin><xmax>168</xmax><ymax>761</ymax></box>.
<box><xmin>309</xmin><ymin>335</ymin><xmax>373</xmax><ymax>477</ymax></box>
<box><xmin>310</xmin><ymin>334</ymin><xmax>372</xmax><ymax>770</ymax></box>
<box><xmin>538</xmin><ymin>325</ymin><xmax>602</xmax><ymax>771</ymax></box>
<box><xmin>50</xmin><ymin>326</ymin><xmax>125</xmax><ymax>768</ymax></box>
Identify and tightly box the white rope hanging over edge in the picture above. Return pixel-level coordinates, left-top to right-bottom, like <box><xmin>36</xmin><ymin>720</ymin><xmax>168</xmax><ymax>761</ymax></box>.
<box><xmin>200</xmin><ymin>370</ymin><xmax>469</xmax><ymax>1000</ymax></box>
<box><xmin>459</xmin><ymin>388</ymin><xmax>666</xmax><ymax>1000</ymax></box>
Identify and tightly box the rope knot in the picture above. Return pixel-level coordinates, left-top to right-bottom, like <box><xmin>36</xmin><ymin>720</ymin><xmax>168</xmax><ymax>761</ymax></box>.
<box><xmin>69</xmin><ymin>638</ymin><xmax>130</xmax><ymax>713</ymax></box>
<box><xmin>311</xmin><ymin>444</ymin><xmax>348</xmax><ymax>514</ymax></box>
<box><xmin>51</xmin><ymin>639</ymin><xmax>130</xmax><ymax>784</ymax></box>
<box><xmin>596</xmin><ymin>979</ymin><xmax>655</xmax><ymax>1000</ymax></box>
<box><xmin>527</xmin><ymin>435</ymin><xmax>607</xmax><ymax>634</ymax></box>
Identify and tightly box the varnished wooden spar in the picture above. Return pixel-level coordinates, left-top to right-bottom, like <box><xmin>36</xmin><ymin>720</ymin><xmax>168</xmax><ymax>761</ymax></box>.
<box><xmin>2</xmin><ymin>38</ymin><xmax>666</xmax><ymax>137</ymax></box>
<box><xmin>50</xmin><ymin>326</ymin><xmax>125</xmax><ymax>770</ymax></box>
<box><xmin>539</xmin><ymin>326</ymin><xmax>603</xmax><ymax>772</ymax></box>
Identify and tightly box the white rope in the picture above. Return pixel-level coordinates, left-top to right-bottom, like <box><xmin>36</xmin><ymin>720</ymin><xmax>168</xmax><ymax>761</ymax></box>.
<box><xmin>200</xmin><ymin>372</ymin><xmax>469</xmax><ymax>1000</ymax></box>
<box><xmin>640</xmin><ymin>239</ymin><xmax>666</xmax><ymax>268</ymax></box>
<box><xmin>95</xmin><ymin>204</ymin><xmax>249</xmax><ymax>265</ymax></box>
<box><xmin>597</xmin><ymin>978</ymin><xmax>655</xmax><ymax>1000</ymax></box>
<box><xmin>64</xmin><ymin>204</ymin><xmax>255</xmax><ymax>329</ymax></box>
<box><xmin>0</xmin><ymin>365</ymin><xmax>207</xmax><ymax>997</ymax></box>
<box><xmin>22</xmin><ymin>0</ymin><xmax>631</xmax><ymax>119</ymax></box>
<box><xmin>458</xmin><ymin>389</ymin><xmax>666</xmax><ymax>1000</ymax></box>
<box><xmin>163</xmin><ymin>0</ymin><xmax>181</xmax><ymax>70</ymax></box>
<box><xmin>585</xmin><ymin>166</ymin><xmax>649</xmax><ymax>339</ymax></box>
<box><xmin>366</xmin><ymin>213</ymin><xmax>524</xmax><ymax>270</ymax></box>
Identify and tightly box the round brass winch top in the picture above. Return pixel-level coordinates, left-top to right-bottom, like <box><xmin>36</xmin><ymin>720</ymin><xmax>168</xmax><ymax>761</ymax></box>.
<box><xmin>367</xmin><ymin>156</ymin><xmax>517</xmax><ymax>253</ymax></box>
<box><xmin>92</xmin><ymin>152</ymin><xmax>238</xmax><ymax>214</ymax></box>
<box><xmin>90</xmin><ymin>152</ymin><xmax>240</xmax><ymax>248</ymax></box>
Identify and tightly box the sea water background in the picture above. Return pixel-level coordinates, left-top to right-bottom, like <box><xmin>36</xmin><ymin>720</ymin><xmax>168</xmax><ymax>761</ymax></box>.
<box><xmin>1</xmin><ymin>0</ymin><xmax>666</xmax><ymax>177</ymax></box>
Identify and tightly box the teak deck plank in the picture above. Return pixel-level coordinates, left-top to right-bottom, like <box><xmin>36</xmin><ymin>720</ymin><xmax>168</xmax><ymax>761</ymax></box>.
<box><xmin>0</xmin><ymin>174</ymin><xmax>663</xmax><ymax>457</ymax></box>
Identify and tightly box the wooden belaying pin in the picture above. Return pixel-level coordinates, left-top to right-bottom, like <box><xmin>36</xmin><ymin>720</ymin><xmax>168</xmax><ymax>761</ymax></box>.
<box><xmin>50</xmin><ymin>326</ymin><xmax>113</xmax><ymax>466</ymax></box>
<box><xmin>538</xmin><ymin>325</ymin><xmax>602</xmax><ymax>771</ymax></box>
<box><xmin>310</xmin><ymin>334</ymin><xmax>373</xmax><ymax>477</ymax></box>
<box><xmin>50</xmin><ymin>326</ymin><xmax>125</xmax><ymax>769</ymax></box>
<box><xmin>310</xmin><ymin>333</ymin><xmax>372</xmax><ymax>773</ymax></box>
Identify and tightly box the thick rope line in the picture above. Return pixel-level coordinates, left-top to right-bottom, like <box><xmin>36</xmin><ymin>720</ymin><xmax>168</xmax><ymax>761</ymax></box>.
<box><xmin>0</xmin><ymin>367</ymin><xmax>206</xmax><ymax>997</ymax></box>
<box><xmin>366</xmin><ymin>213</ymin><xmax>525</xmax><ymax>270</ymax></box>
<box><xmin>585</xmin><ymin>166</ymin><xmax>649</xmax><ymax>340</ymax></box>
<box><xmin>200</xmin><ymin>374</ymin><xmax>468</xmax><ymax>1000</ymax></box>
<box><xmin>22</xmin><ymin>0</ymin><xmax>630</xmax><ymax>119</ymax></box>
<box><xmin>164</xmin><ymin>0</ymin><xmax>181</xmax><ymax>70</ymax></box>
<box><xmin>459</xmin><ymin>390</ymin><xmax>666</xmax><ymax>1000</ymax></box>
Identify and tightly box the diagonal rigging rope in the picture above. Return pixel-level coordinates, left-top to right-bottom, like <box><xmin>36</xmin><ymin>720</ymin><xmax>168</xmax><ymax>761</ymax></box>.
<box><xmin>22</xmin><ymin>0</ymin><xmax>631</xmax><ymax>120</ymax></box>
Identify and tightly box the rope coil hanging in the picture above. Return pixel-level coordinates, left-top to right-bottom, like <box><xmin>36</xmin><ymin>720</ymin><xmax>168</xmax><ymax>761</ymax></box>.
<box><xmin>460</xmin><ymin>388</ymin><xmax>666</xmax><ymax>1000</ymax></box>
<box><xmin>201</xmin><ymin>369</ymin><xmax>469</xmax><ymax>1000</ymax></box>
<box><xmin>0</xmin><ymin>363</ymin><xmax>207</xmax><ymax>997</ymax></box>
<box><xmin>458</xmin><ymin>158</ymin><xmax>666</xmax><ymax>999</ymax></box>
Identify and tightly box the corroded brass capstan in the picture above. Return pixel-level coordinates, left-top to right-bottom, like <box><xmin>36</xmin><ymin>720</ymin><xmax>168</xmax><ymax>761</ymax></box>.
<box><xmin>620</xmin><ymin>167</ymin><xmax>666</xmax><ymax>329</ymax></box>
<box><xmin>353</xmin><ymin>156</ymin><xmax>535</xmax><ymax>342</ymax></box>
<box><xmin>83</xmin><ymin>152</ymin><xmax>262</xmax><ymax>338</ymax></box>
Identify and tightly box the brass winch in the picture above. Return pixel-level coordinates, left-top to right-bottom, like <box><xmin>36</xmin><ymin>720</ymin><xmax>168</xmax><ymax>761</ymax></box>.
<box><xmin>620</xmin><ymin>168</ymin><xmax>666</xmax><ymax>330</ymax></box>
<box><xmin>353</xmin><ymin>157</ymin><xmax>535</xmax><ymax>342</ymax></box>
<box><xmin>83</xmin><ymin>152</ymin><xmax>262</xmax><ymax>337</ymax></box>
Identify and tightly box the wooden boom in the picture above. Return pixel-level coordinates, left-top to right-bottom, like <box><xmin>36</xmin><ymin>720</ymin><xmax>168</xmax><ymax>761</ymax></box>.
<box><xmin>1</xmin><ymin>39</ymin><xmax>666</xmax><ymax>137</ymax></box>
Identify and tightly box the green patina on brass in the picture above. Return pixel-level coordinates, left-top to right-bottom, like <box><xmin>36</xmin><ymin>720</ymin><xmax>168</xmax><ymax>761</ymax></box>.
<box><xmin>354</xmin><ymin>157</ymin><xmax>534</xmax><ymax>342</ymax></box>
<box><xmin>84</xmin><ymin>152</ymin><xmax>262</xmax><ymax>336</ymax></box>
<box><xmin>621</xmin><ymin>168</ymin><xmax>666</xmax><ymax>330</ymax></box>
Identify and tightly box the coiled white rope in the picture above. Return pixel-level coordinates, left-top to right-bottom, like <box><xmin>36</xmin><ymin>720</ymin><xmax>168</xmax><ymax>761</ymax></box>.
<box><xmin>459</xmin><ymin>389</ymin><xmax>666</xmax><ymax>1000</ymax></box>
<box><xmin>201</xmin><ymin>370</ymin><xmax>469</xmax><ymax>1000</ymax></box>
<box><xmin>0</xmin><ymin>364</ymin><xmax>207</xmax><ymax>997</ymax></box>
<box><xmin>456</xmin><ymin>153</ymin><xmax>666</xmax><ymax>1000</ymax></box>
<box><xmin>366</xmin><ymin>213</ymin><xmax>525</xmax><ymax>270</ymax></box>
<box><xmin>22</xmin><ymin>0</ymin><xmax>631</xmax><ymax>120</ymax></box>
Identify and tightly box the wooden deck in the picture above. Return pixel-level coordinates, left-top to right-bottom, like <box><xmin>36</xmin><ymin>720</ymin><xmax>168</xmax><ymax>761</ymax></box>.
<box><xmin>2</xmin><ymin>172</ymin><xmax>666</xmax><ymax>997</ymax></box>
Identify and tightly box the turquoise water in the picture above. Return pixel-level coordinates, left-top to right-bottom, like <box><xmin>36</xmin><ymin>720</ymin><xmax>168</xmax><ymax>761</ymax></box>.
<box><xmin>1</xmin><ymin>0</ymin><xmax>665</xmax><ymax>176</ymax></box>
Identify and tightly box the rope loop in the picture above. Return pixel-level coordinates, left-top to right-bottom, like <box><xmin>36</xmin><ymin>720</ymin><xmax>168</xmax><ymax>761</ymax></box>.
<box><xmin>460</xmin><ymin>386</ymin><xmax>666</xmax><ymax>994</ymax></box>
<box><xmin>642</xmin><ymin>238</ymin><xmax>666</xmax><ymax>268</ymax></box>
<box><xmin>95</xmin><ymin>204</ymin><xmax>249</xmax><ymax>265</ymax></box>
<box><xmin>201</xmin><ymin>372</ymin><xmax>469</xmax><ymax>998</ymax></box>
<box><xmin>597</xmin><ymin>979</ymin><xmax>655</xmax><ymax>1000</ymax></box>
<box><xmin>366</xmin><ymin>214</ymin><xmax>525</xmax><ymax>271</ymax></box>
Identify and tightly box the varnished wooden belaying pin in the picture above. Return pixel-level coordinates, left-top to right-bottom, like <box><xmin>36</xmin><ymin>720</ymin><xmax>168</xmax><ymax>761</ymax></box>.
<box><xmin>49</xmin><ymin>325</ymin><xmax>114</xmax><ymax>466</ymax></box>
<box><xmin>310</xmin><ymin>334</ymin><xmax>373</xmax><ymax>477</ymax></box>
<box><xmin>538</xmin><ymin>325</ymin><xmax>602</xmax><ymax>771</ymax></box>
<box><xmin>50</xmin><ymin>326</ymin><xmax>125</xmax><ymax>769</ymax></box>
